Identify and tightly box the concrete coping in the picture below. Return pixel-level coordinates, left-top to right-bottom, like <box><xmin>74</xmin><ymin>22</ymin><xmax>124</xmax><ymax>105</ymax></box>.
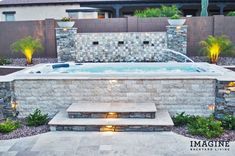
<box><xmin>0</xmin><ymin>65</ymin><xmax>27</xmax><ymax>69</ymax></box>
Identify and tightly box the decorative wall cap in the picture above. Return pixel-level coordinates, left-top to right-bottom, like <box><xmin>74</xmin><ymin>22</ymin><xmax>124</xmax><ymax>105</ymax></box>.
<box><xmin>55</xmin><ymin>28</ymin><xmax>78</xmax><ymax>30</ymax></box>
<box><xmin>166</xmin><ymin>25</ymin><xmax>188</xmax><ymax>28</ymax></box>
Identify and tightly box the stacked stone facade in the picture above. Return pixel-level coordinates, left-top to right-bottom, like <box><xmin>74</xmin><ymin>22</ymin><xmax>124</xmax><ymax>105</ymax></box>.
<box><xmin>166</xmin><ymin>26</ymin><xmax>187</xmax><ymax>54</ymax></box>
<box><xmin>0</xmin><ymin>82</ymin><xmax>14</xmax><ymax>120</ymax></box>
<box><xmin>215</xmin><ymin>81</ymin><xmax>235</xmax><ymax>118</ymax></box>
<box><xmin>14</xmin><ymin>79</ymin><xmax>215</xmax><ymax>117</ymax></box>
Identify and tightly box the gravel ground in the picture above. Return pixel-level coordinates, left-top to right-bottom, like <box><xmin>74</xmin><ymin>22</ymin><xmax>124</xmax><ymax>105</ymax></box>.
<box><xmin>172</xmin><ymin>126</ymin><xmax>235</xmax><ymax>141</ymax></box>
<box><xmin>0</xmin><ymin>119</ymin><xmax>50</xmax><ymax>140</ymax></box>
<box><xmin>191</xmin><ymin>56</ymin><xmax>235</xmax><ymax>65</ymax></box>
<box><xmin>7</xmin><ymin>58</ymin><xmax>57</xmax><ymax>66</ymax></box>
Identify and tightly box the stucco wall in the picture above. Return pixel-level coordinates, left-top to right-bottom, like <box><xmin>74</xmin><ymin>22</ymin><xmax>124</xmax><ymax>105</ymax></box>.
<box><xmin>0</xmin><ymin>4</ymin><xmax>100</xmax><ymax>21</ymax></box>
<box><xmin>14</xmin><ymin>79</ymin><xmax>216</xmax><ymax>117</ymax></box>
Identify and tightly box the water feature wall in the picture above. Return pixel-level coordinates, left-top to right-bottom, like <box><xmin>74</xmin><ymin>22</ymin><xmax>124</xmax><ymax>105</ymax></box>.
<box><xmin>56</xmin><ymin>26</ymin><xmax>187</xmax><ymax>62</ymax></box>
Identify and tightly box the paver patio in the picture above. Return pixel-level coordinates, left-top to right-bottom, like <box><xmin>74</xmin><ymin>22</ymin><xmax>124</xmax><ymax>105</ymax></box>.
<box><xmin>0</xmin><ymin>132</ymin><xmax>234</xmax><ymax>156</ymax></box>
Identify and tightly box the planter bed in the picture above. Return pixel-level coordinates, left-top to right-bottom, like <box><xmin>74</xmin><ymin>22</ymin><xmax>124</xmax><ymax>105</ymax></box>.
<box><xmin>0</xmin><ymin>119</ymin><xmax>49</xmax><ymax>140</ymax></box>
<box><xmin>8</xmin><ymin>58</ymin><xmax>57</xmax><ymax>66</ymax></box>
<box><xmin>191</xmin><ymin>56</ymin><xmax>235</xmax><ymax>66</ymax></box>
<box><xmin>172</xmin><ymin>126</ymin><xmax>235</xmax><ymax>141</ymax></box>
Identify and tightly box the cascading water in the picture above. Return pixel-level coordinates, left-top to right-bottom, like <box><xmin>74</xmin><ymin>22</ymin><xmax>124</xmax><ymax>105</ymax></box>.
<box><xmin>156</xmin><ymin>49</ymin><xmax>194</xmax><ymax>63</ymax></box>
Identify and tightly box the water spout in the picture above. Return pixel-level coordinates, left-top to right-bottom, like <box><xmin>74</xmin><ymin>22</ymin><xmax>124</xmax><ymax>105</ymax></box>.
<box><xmin>160</xmin><ymin>49</ymin><xmax>194</xmax><ymax>63</ymax></box>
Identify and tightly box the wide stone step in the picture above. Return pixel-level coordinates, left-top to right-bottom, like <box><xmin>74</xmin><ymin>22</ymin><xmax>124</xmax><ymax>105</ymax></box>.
<box><xmin>49</xmin><ymin>110</ymin><xmax>173</xmax><ymax>132</ymax></box>
<box><xmin>67</xmin><ymin>103</ymin><xmax>156</xmax><ymax>118</ymax></box>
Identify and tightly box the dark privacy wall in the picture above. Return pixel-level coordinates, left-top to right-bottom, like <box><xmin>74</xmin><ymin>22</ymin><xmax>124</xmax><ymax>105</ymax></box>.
<box><xmin>0</xmin><ymin>15</ymin><xmax>234</xmax><ymax>58</ymax></box>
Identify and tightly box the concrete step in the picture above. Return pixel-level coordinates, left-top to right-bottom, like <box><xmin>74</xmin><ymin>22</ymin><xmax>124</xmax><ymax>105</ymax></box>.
<box><xmin>49</xmin><ymin>110</ymin><xmax>173</xmax><ymax>132</ymax></box>
<box><xmin>67</xmin><ymin>102</ymin><xmax>156</xmax><ymax>118</ymax></box>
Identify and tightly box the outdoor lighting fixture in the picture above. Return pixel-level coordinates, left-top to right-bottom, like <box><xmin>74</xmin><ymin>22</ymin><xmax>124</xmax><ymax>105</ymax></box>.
<box><xmin>109</xmin><ymin>80</ymin><xmax>118</xmax><ymax>85</ymax></box>
<box><xmin>227</xmin><ymin>83</ymin><xmax>235</xmax><ymax>92</ymax></box>
<box><xmin>100</xmin><ymin>125</ymin><xmax>115</xmax><ymax>132</ymax></box>
<box><xmin>227</xmin><ymin>82</ymin><xmax>235</xmax><ymax>87</ymax></box>
<box><xmin>176</xmin><ymin>26</ymin><xmax>181</xmax><ymax>30</ymax></box>
<box><xmin>208</xmin><ymin>104</ymin><xmax>215</xmax><ymax>111</ymax></box>
<box><xmin>209</xmin><ymin>43</ymin><xmax>220</xmax><ymax>64</ymax></box>
<box><xmin>11</xmin><ymin>101</ymin><xmax>18</xmax><ymax>111</ymax></box>
<box><xmin>106</xmin><ymin>112</ymin><xmax>117</xmax><ymax>118</ymax></box>
<box><xmin>63</xmin><ymin>28</ymin><xmax>68</xmax><ymax>31</ymax></box>
<box><xmin>11</xmin><ymin>101</ymin><xmax>19</xmax><ymax>118</ymax></box>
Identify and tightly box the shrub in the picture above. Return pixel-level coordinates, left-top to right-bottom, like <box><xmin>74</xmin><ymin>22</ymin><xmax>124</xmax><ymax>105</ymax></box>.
<box><xmin>26</xmin><ymin>109</ymin><xmax>49</xmax><ymax>127</ymax></box>
<box><xmin>0</xmin><ymin>58</ymin><xmax>11</xmax><ymax>65</ymax></box>
<box><xmin>134</xmin><ymin>8</ymin><xmax>161</xmax><ymax>18</ymax></box>
<box><xmin>0</xmin><ymin>119</ymin><xmax>20</xmax><ymax>133</ymax></box>
<box><xmin>200</xmin><ymin>35</ymin><xmax>235</xmax><ymax>64</ymax></box>
<box><xmin>172</xmin><ymin>112</ymin><xmax>197</xmax><ymax>126</ymax></box>
<box><xmin>160</xmin><ymin>5</ymin><xmax>182</xmax><ymax>17</ymax></box>
<box><xmin>188</xmin><ymin>116</ymin><xmax>224</xmax><ymax>139</ymax></box>
<box><xmin>134</xmin><ymin>5</ymin><xmax>182</xmax><ymax>18</ymax></box>
<box><xmin>10</xmin><ymin>36</ymin><xmax>43</xmax><ymax>65</ymax></box>
<box><xmin>218</xmin><ymin>114</ymin><xmax>235</xmax><ymax>130</ymax></box>
<box><xmin>227</xmin><ymin>11</ymin><xmax>235</xmax><ymax>16</ymax></box>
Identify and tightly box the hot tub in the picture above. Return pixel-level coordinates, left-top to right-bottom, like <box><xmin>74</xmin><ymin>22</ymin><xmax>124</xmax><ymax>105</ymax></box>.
<box><xmin>20</xmin><ymin>62</ymin><xmax>223</xmax><ymax>76</ymax></box>
<box><xmin>7</xmin><ymin>62</ymin><xmax>235</xmax><ymax>117</ymax></box>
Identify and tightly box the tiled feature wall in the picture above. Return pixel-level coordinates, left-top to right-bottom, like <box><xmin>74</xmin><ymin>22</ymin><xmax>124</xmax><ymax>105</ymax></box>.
<box><xmin>56</xmin><ymin>26</ymin><xmax>187</xmax><ymax>62</ymax></box>
<box><xmin>14</xmin><ymin>79</ymin><xmax>215</xmax><ymax>117</ymax></box>
<box><xmin>76</xmin><ymin>32</ymin><xmax>166</xmax><ymax>62</ymax></box>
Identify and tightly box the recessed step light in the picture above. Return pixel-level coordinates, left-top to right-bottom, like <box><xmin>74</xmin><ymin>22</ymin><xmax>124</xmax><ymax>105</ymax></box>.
<box><xmin>100</xmin><ymin>125</ymin><xmax>115</xmax><ymax>132</ymax></box>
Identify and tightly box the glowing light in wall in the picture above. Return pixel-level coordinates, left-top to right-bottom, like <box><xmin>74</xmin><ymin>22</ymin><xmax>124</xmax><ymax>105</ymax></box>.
<box><xmin>208</xmin><ymin>104</ymin><xmax>215</xmax><ymax>111</ymax></box>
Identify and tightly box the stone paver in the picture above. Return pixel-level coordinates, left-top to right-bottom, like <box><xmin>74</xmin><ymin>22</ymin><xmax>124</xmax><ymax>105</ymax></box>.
<box><xmin>0</xmin><ymin>132</ymin><xmax>234</xmax><ymax>156</ymax></box>
<box><xmin>67</xmin><ymin>102</ymin><xmax>156</xmax><ymax>113</ymax></box>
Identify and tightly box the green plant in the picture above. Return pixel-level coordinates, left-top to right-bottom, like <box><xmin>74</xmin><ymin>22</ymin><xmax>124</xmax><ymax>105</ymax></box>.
<box><xmin>10</xmin><ymin>36</ymin><xmax>43</xmax><ymax>65</ymax></box>
<box><xmin>61</xmin><ymin>17</ymin><xmax>72</xmax><ymax>22</ymax></box>
<box><xmin>134</xmin><ymin>5</ymin><xmax>182</xmax><ymax>18</ymax></box>
<box><xmin>160</xmin><ymin>5</ymin><xmax>182</xmax><ymax>17</ymax></box>
<box><xmin>134</xmin><ymin>8</ymin><xmax>161</xmax><ymax>18</ymax></box>
<box><xmin>0</xmin><ymin>58</ymin><xmax>11</xmax><ymax>65</ymax></box>
<box><xmin>0</xmin><ymin>119</ymin><xmax>20</xmax><ymax>133</ymax></box>
<box><xmin>200</xmin><ymin>35</ymin><xmax>235</xmax><ymax>64</ymax></box>
<box><xmin>26</xmin><ymin>109</ymin><xmax>49</xmax><ymax>127</ymax></box>
<box><xmin>170</xmin><ymin>14</ymin><xmax>181</xmax><ymax>20</ymax></box>
<box><xmin>218</xmin><ymin>114</ymin><xmax>235</xmax><ymax>130</ymax></box>
<box><xmin>188</xmin><ymin>116</ymin><xmax>224</xmax><ymax>139</ymax></box>
<box><xmin>172</xmin><ymin>112</ymin><xmax>197</xmax><ymax>126</ymax></box>
<box><xmin>227</xmin><ymin>11</ymin><xmax>235</xmax><ymax>16</ymax></box>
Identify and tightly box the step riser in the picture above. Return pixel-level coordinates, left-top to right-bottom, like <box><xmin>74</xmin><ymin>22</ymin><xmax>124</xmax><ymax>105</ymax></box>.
<box><xmin>50</xmin><ymin>125</ymin><xmax>172</xmax><ymax>132</ymax></box>
<box><xmin>68</xmin><ymin>112</ymin><xmax>155</xmax><ymax>119</ymax></box>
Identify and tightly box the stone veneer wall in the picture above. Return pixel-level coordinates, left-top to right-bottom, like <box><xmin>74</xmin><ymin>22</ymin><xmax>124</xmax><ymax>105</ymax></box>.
<box><xmin>0</xmin><ymin>82</ymin><xmax>14</xmax><ymax>120</ymax></box>
<box><xmin>14</xmin><ymin>79</ymin><xmax>215</xmax><ymax>118</ymax></box>
<box><xmin>215</xmin><ymin>81</ymin><xmax>235</xmax><ymax>117</ymax></box>
<box><xmin>166</xmin><ymin>26</ymin><xmax>187</xmax><ymax>54</ymax></box>
<box><xmin>56</xmin><ymin>26</ymin><xmax>187</xmax><ymax>62</ymax></box>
